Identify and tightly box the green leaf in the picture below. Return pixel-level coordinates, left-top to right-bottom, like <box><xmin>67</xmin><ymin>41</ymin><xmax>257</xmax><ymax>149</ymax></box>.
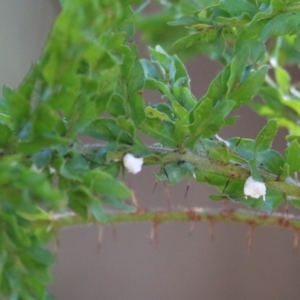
<box><xmin>140</xmin><ymin>59</ymin><xmax>162</xmax><ymax>80</ymax></box>
<box><xmin>102</xmin><ymin>195</ymin><xmax>136</xmax><ymax>212</ymax></box>
<box><xmin>209</xmin><ymin>194</ymin><xmax>226</xmax><ymax>201</ymax></box>
<box><xmin>0</xmin><ymin>124</ymin><xmax>12</xmax><ymax>147</ymax></box>
<box><xmin>82</xmin><ymin>169</ymin><xmax>131</xmax><ymax>199</ymax></box>
<box><xmin>32</xmin><ymin>104</ymin><xmax>66</xmax><ymax>137</ymax></box>
<box><xmin>167</xmin><ymin>15</ymin><xmax>199</xmax><ymax>26</ymax></box>
<box><xmin>129</xmin><ymin>93</ymin><xmax>146</xmax><ymax>127</ymax></box>
<box><xmin>228</xmin><ymin>138</ymin><xmax>255</xmax><ymax>161</ymax></box>
<box><xmin>31</xmin><ymin>149</ymin><xmax>52</xmax><ymax>169</ymax></box>
<box><xmin>256</xmin><ymin>149</ymin><xmax>284</xmax><ymax>175</ymax></box>
<box><xmin>141</xmin><ymin>117</ymin><xmax>177</xmax><ymax>147</ymax></box>
<box><xmin>280</xmin><ymin>163</ymin><xmax>290</xmax><ymax>179</ymax></box>
<box><xmin>254</xmin><ymin>119</ymin><xmax>278</xmax><ymax>153</ymax></box>
<box><xmin>157</xmin><ymin>162</ymin><xmax>194</xmax><ymax>184</ymax></box>
<box><xmin>25</xmin><ymin>246</ymin><xmax>55</xmax><ymax>266</ymax></box>
<box><xmin>248</xmin><ymin>158</ymin><xmax>262</xmax><ymax>181</ymax></box>
<box><xmin>173</xmin><ymin>55</ymin><xmax>189</xmax><ymax>81</ymax></box>
<box><xmin>3</xmin><ymin>86</ymin><xmax>30</xmax><ymax>128</ymax></box>
<box><xmin>188</xmin><ymin>97</ymin><xmax>213</xmax><ymax>135</ymax></box>
<box><xmin>222</xmin><ymin>0</ymin><xmax>257</xmax><ymax>17</ymax></box>
<box><xmin>285</xmin><ymin>140</ymin><xmax>300</xmax><ymax>173</ymax></box>
<box><xmin>172</xmin><ymin>84</ymin><xmax>196</xmax><ymax>111</ymax></box>
<box><xmin>173</xmin><ymin>33</ymin><xmax>203</xmax><ymax>48</ymax></box>
<box><xmin>89</xmin><ymin>199</ymin><xmax>108</xmax><ymax>223</ymax></box>
<box><xmin>243</xmin><ymin>189</ymin><xmax>283</xmax><ymax>211</ymax></box>
<box><xmin>145</xmin><ymin>106</ymin><xmax>171</xmax><ymax>121</ymax></box>
<box><xmin>261</xmin><ymin>12</ymin><xmax>300</xmax><ymax>42</ymax></box>
<box><xmin>274</xmin><ymin>66</ymin><xmax>290</xmax><ymax>94</ymax></box>
<box><xmin>107</xmin><ymin>94</ymin><xmax>127</xmax><ymax>118</ymax></box>
<box><xmin>294</xmin><ymin>28</ymin><xmax>300</xmax><ymax>51</ymax></box>
<box><xmin>208</xmin><ymin>143</ymin><xmax>230</xmax><ymax>163</ymax></box>
<box><xmin>228</xmin><ymin>65</ymin><xmax>269</xmax><ymax>108</ymax></box>
<box><xmin>227</xmin><ymin>47</ymin><xmax>250</xmax><ymax>91</ymax></box>
<box><xmin>145</xmin><ymin>79</ymin><xmax>174</xmax><ymax>101</ymax></box>
<box><xmin>235</xmin><ymin>19</ymin><xmax>267</xmax><ymax>61</ymax></box>
<box><xmin>173</xmin><ymin>119</ymin><xmax>189</xmax><ymax>145</ymax></box>
<box><xmin>84</xmin><ymin>118</ymin><xmax>132</xmax><ymax>144</ymax></box>
<box><xmin>172</xmin><ymin>101</ymin><xmax>189</xmax><ymax>123</ymax></box>
<box><xmin>117</xmin><ymin>116</ymin><xmax>135</xmax><ymax>137</ymax></box>
<box><xmin>186</xmin><ymin>98</ymin><xmax>235</xmax><ymax>147</ymax></box>
<box><xmin>60</xmin><ymin>153</ymin><xmax>90</xmax><ymax>180</ymax></box>
<box><xmin>201</xmin><ymin>65</ymin><xmax>230</xmax><ymax>106</ymax></box>
<box><xmin>149</xmin><ymin>46</ymin><xmax>173</xmax><ymax>77</ymax></box>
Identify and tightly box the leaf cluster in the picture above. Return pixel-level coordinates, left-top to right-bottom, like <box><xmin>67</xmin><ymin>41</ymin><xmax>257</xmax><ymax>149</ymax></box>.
<box><xmin>1</xmin><ymin>0</ymin><xmax>300</xmax><ymax>298</ymax></box>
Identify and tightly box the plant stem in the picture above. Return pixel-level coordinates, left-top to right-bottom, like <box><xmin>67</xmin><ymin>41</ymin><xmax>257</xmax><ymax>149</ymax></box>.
<box><xmin>42</xmin><ymin>207</ymin><xmax>300</xmax><ymax>230</ymax></box>
<box><xmin>84</xmin><ymin>144</ymin><xmax>300</xmax><ymax>199</ymax></box>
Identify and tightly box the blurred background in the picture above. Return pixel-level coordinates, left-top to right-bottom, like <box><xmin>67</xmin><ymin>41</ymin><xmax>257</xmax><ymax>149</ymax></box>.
<box><xmin>1</xmin><ymin>1</ymin><xmax>300</xmax><ymax>299</ymax></box>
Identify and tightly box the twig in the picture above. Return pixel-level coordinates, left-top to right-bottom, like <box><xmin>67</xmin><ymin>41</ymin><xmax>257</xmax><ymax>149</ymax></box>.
<box><xmin>36</xmin><ymin>206</ymin><xmax>300</xmax><ymax>231</ymax></box>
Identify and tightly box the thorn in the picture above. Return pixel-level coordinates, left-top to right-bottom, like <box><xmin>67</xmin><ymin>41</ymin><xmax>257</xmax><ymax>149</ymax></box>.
<box><xmin>204</xmin><ymin>176</ymin><xmax>211</xmax><ymax>183</ymax></box>
<box><xmin>235</xmin><ymin>137</ymin><xmax>242</xmax><ymax>147</ymax></box>
<box><xmin>163</xmin><ymin>182</ymin><xmax>172</xmax><ymax>209</ymax></box>
<box><xmin>127</xmin><ymin>178</ymin><xmax>139</xmax><ymax>208</ymax></box>
<box><xmin>152</xmin><ymin>180</ymin><xmax>158</xmax><ymax>193</ymax></box>
<box><xmin>247</xmin><ymin>223</ymin><xmax>255</xmax><ymax>254</ymax></box>
<box><xmin>285</xmin><ymin>200</ymin><xmax>289</xmax><ymax>219</ymax></box>
<box><xmin>130</xmin><ymin>188</ymin><xmax>139</xmax><ymax>208</ymax></box>
<box><xmin>222</xmin><ymin>176</ymin><xmax>231</xmax><ymax>193</ymax></box>
<box><xmin>149</xmin><ymin>220</ymin><xmax>160</xmax><ymax>247</ymax></box>
<box><xmin>294</xmin><ymin>230</ymin><xmax>299</xmax><ymax>252</ymax></box>
<box><xmin>111</xmin><ymin>224</ymin><xmax>117</xmax><ymax>241</ymax></box>
<box><xmin>189</xmin><ymin>221</ymin><xmax>196</xmax><ymax>237</ymax></box>
<box><xmin>97</xmin><ymin>225</ymin><xmax>104</xmax><ymax>253</ymax></box>
<box><xmin>163</xmin><ymin>167</ymin><xmax>170</xmax><ymax>182</ymax></box>
<box><xmin>184</xmin><ymin>184</ymin><xmax>190</xmax><ymax>199</ymax></box>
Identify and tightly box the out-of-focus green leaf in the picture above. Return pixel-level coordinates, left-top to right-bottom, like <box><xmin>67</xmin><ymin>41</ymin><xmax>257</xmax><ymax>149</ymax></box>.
<box><xmin>107</xmin><ymin>94</ymin><xmax>127</xmax><ymax>118</ymax></box>
<box><xmin>82</xmin><ymin>169</ymin><xmax>131</xmax><ymax>199</ymax></box>
<box><xmin>89</xmin><ymin>199</ymin><xmax>108</xmax><ymax>223</ymax></box>
<box><xmin>156</xmin><ymin>162</ymin><xmax>194</xmax><ymax>184</ymax></box>
<box><xmin>84</xmin><ymin>118</ymin><xmax>132</xmax><ymax>144</ymax></box>
<box><xmin>254</xmin><ymin>119</ymin><xmax>277</xmax><ymax>153</ymax></box>
<box><xmin>274</xmin><ymin>66</ymin><xmax>290</xmax><ymax>94</ymax></box>
<box><xmin>102</xmin><ymin>195</ymin><xmax>136</xmax><ymax>212</ymax></box>
<box><xmin>261</xmin><ymin>12</ymin><xmax>300</xmax><ymax>42</ymax></box>
<box><xmin>31</xmin><ymin>149</ymin><xmax>52</xmax><ymax>169</ymax></box>
<box><xmin>0</xmin><ymin>124</ymin><xmax>12</xmax><ymax>147</ymax></box>
<box><xmin>285</xmin><ymin>140</ymin><xmax>300</xmax><ymax>173</ymax></box>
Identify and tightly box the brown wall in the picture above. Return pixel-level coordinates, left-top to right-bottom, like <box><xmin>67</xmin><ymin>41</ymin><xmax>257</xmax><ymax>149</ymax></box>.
<box><xmin>1</xmin><ymin>2</ymin><xmax>300</xmax><ymax>300</ymax></box>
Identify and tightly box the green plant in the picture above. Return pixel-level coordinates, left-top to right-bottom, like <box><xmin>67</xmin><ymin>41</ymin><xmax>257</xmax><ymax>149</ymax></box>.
<box><xmin>2</xmin><ymin>0</ymin><xmax>300</xmax><ymax>298</ymax></box>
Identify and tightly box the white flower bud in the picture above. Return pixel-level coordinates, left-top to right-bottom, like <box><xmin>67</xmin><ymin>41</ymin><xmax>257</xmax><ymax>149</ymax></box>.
<box><xmin>123</xmin><ymin>153</ymin><xmax>144</xmax><ymax>174</ymax></box>
<box><xmin>243</xmin><ymin>176</ymin><xmax>266</xmax><ymax>201</ymax></box>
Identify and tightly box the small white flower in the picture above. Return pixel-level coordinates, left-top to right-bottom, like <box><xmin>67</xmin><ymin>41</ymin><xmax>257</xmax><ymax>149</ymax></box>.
<box><xmin>123</xmin><ymin>153</ymin><xmax>144</xmax><ymax>174</ymax></box>
<box><xmin>243</xmin><ymin>176</ymin><xmax>266</xmax><ymax>201</ymax></box>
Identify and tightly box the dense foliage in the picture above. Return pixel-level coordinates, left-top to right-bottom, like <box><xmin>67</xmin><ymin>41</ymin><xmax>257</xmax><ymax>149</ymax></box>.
<box><xmin>2</xmin><ymin>0</ymin><xmax>300</xmax><ymax>298</ymax></box>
